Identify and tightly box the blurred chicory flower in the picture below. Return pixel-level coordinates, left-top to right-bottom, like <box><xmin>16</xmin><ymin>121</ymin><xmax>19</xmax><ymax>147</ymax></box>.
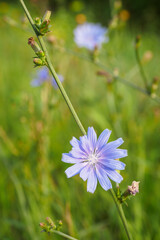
<box><xmin>62</xmin><ymin>127</ymin><xmax>127</xmax><ymax>193</ymax></box>
<box><xmin>31</xmin><ymin>67</ymin><xmax>64</xmax><ymax>89</ymax></box>
<box><xmin>74</xmin><ymin>23</ymin><xmax>109</xmax><ymax>51</ymax></box>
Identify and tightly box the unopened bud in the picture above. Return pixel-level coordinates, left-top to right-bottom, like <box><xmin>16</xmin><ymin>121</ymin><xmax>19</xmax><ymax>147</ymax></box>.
<box><xmin>151</xmin><ymin>77</ymin><xmax>159</xmax><ymax>98</ymax></box>
<box><xmin>114</xmin><ymin>0</ymin><xmax>122</xmax><ymax>10</ymax></box>
<box><xmin>58</xmin><ymin>220</ymin><xmax>62</xmax><ymax>226</ymax></box>
<box><xmin>42</xmin><ymin>10</ymin><xmax>51</xmax><ymax>22</ymax></box>
<box><xmin>97</xmin><ymin>70</ymin><xmax>109</xmax><ymax>77</ymax></box>
<box><xmin>33</xmin><ymin>58</ymin><xmax>43</xmax><ymax>66</ymax></box>
<box><xmin>28</xmin><ymin>37</ymin><xmax>41</xmax><ymax>54</ymax></box>
<box><xmin>35</xmin><ymin>17</ymin><xmax>41</xmax><ymax>26</ymax></box>
<box><xmin>46</xmin><ymin>217</ymin><xmax>53</xmax><ymax>225</ymax></box>
<box><xmin>39</xmin><ymin>222</ymin><xmax>46</xmax><ymax>229</ymax></box>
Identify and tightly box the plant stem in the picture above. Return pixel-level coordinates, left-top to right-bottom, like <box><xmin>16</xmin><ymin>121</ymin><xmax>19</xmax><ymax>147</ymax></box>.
<box><xmin>51</xmin><ymin>230</ymin><xmax>78</xmax><ymax>240</ymax></box>
<box><xmin>19</xmin><ymin>0</ymin><xmax>86</xmax><ymax>136</ymax></box>
<box><xmin>110</xmin><ymin>189</ymin><xmax>132</xmax><ymax>240</ymax></box>
<box><xmin>39</xmin><ymin>36</ymin><xmax>86</xmax><ymax>135</ymax></box>
<box><xmin>135</xmin><ymin>45</ymin><xmax>150</xmax><ymax>92</ymax></box>
<box><xmin>19</xmin><ymin>0</ymin><xmax>133</xmax><ymax>239</ymax></box>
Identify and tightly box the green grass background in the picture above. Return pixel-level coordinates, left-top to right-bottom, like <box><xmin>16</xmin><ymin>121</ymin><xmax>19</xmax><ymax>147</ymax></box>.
<box><xmin>0</xmin><ymin>2</ymin><xmax>160</xmax><ymax>240</ymax></box>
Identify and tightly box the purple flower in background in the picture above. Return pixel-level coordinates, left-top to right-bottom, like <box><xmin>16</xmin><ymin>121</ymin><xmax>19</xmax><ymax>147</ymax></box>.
<box><xmin>31</xmin><ymin>67</ymin><xmax>64</xmax><ymax>89</ymax></box>
<box><xmin>74</xmin><ymin>23</ymin><xmax>109</xmax><ymax>51</ymax></box>
<box><xmin>62</xmin><ymin>127</ymin><xmax>127</xmax><ymax>193</ymax></box>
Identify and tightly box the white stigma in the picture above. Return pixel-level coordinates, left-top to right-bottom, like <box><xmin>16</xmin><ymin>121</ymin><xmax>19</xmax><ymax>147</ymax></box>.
<box><xmin>88</xmin><ymin>153</ymin><xmax>98</xmax><ymax>165</ymax></box>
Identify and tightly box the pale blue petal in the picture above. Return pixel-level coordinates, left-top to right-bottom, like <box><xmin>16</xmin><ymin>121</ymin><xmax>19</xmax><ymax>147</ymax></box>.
<box><xmin>96</xmin><ymin>129</ymin><xmax>111</xmax><ymax>150</ymax></box>
<box><xmin>87</xmin><ymin>167</ymin><xmax>97</xmax><ymax>193</ymax></box>
<box><xmin>70</xmin><ymin>137</ymin><xmax>80</xmax><ymax>148</ymax></box>
<box><xmin>70</xmin><ymin>148</ymin><xmax>87</xmax><ymax>159</ymax></box>
<box><xmin>80</xmin><ymin>163</ymin><xmax>91</xmax><ymax>181</ymax></box>
<box><xmin>79</xmin><ymin>135</ymin><xmax>91</xmax><ymax>155</ymax></box>
<box><xmin>87</xmin><ymin>127</ymin><xmax>97</xmax><ymax>151</ymax></box>
<box><xmin>104</xmin><ymin>138</ymin><xmax>124</xmax><ymax>150</ymax></box>
<box><xmin>98</xmin><ymin>159</ymin><xmax>126</xmax><ymax>170</ymax></box>
<box><xmin>74</xmin><ymin>23</ymin><xmax>108</xmax><ymax>50</ymax></box>
<box><xmin>103</xmin><ymin>149</ymin><xmax>128</xmax><ymax>159</ymax></box>
<box><xmin>97</xmin><ymin>138</ymin><xmax>124</xmax><ymax>157</ymax></box>
<box><xmin>62</xmin><ymin>153</ymin><xmax>83</xmax><ymax>163</ymax></box>
<box><xmin>96</xmin><ymin>165</ymin><xmax>112</xmax><ymax>191</ymax></box>
<box><xmin>38</xmin><ymin>67</ymin><xmax>49</xmax><ymax>79</ymax></box>
<box><xmin>65</xmin><ymin>162</ymin><xmax>87</xmax><ymax>178</ymax></box>
<box><xmin>31</xmin><ymin>78</ymin><xmax>43</xmax><ymax>87</ymax></box>
<box><xmin>104</xmin><ymin>169</ymin><xmax>123</xmax><ymax>183</ymax></box>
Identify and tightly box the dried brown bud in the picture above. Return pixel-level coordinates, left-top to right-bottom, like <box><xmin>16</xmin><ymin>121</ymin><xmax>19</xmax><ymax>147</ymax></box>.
<box><xmin>128</xmin><ymin>181</ymin><xmax>140</xmax><ymax>196</ymax></box>
<box><xmin>28</xmin><ymin>37</ymin><xmax>35</xmax><ymax>46</ymax></box>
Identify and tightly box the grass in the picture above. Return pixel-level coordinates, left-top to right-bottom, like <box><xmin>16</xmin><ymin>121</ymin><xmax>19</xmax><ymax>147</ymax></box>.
<box><xmin>0</xmin><ymin>2</ymin><xmax>160</xmax><ymax>240</ymax></box>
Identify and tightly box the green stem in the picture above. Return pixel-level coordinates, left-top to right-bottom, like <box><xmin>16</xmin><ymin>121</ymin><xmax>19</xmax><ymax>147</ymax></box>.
<box><xmin>19</xmin><ymin>0</ymin><xmax>133</xmax><ymax>239</ymax></box>
<box><xmin>19</xmin><ymin>0</ymin><xmax>86</xmax><ymax>136</ymax></box>
<box><xmin>51</xmin><ymin>230</ymin><xmax>78</xmax><ymax>240</ymax></box>
<box><xmin>135</xmin><ymin>46</ymin><xmax>150</xmax><ymax>92</ymax></box>
<box><xmin>110</xmin><ymin>189</ymin><xmax>132</xmax><ymax>240</ymax></box>
<box><xmin>39</xmin><ymin>36</ymin><xmax>86</xmax><ymax>135</ymax></box>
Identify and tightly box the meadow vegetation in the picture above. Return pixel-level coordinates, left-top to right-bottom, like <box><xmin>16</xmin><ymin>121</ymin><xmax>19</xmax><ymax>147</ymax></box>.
<box><xmin>0</xmin><ymin>1</ymin><xmax>160</xmax><ymax>239</ymax></box>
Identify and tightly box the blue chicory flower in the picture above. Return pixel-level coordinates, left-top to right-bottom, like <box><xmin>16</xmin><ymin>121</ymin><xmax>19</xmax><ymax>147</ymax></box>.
<box><xmin>74</xmin><ymin>23</ymin><xmax>109</xmax><ymax>51</ymax></box>
<box><xmin>62</xmin><ymin>127</ymin><xmax>127</xmax><ymax>193</ymax></box>
<box><xmin>31</xmin><ymin>67</ymin><xmax>64</xmax><ymax>89</ymax></box>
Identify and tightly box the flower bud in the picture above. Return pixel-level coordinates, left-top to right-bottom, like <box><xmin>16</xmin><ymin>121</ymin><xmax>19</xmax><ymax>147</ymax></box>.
<box><xmin>33</xmin><ymin>58</ymin><xmax>43</xmax><ymax>66</ymax></box>
<box><xmin>42</xmin><ymin>10</ymin><xmax>51</xmax><ymax>22</ymax></box>
<box><xmin>39</xmin><ymin>222</ymin><xmax>46</xmax><ymax>229</ymax></box>
<box><xmin>34</xmin><ymin>17</ymin><xmax>41</xmax><ymax>27</ymax></box>
<box><xmin>28</xmin><ymin>37</ymin><xmax>41</xmax><ymax>54</ymax></box>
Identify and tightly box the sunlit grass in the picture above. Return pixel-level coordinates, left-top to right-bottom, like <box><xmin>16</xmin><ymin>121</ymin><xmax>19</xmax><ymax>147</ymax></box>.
<box><xmin>0</xmin><ymin>4</ymin><xmax>160</xmax><ymax>240</ymax></box>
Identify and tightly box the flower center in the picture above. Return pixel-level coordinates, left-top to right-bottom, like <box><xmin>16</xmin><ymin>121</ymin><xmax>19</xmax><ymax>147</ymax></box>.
<box><xmin>88</xmin><ymin>153</ymin><xmax>98</xmax><ymax>165</ymax></box>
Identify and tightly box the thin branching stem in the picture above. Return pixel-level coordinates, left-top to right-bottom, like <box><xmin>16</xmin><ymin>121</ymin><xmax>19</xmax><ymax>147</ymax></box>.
<box><xmin>52</xmin><ymin>46</ymin><xmax>160</xmax><ymax>104</ymax></box>
<box><xmin>135</xmin><ymin>44</ymin><xmax>150</xmax><ymax>92</ymax></box>
<box><xmin>19</xmin><ymin>0</ymin><xmax>133</xmax><ymax>239</ymax></box>
<box><xmin>51</xmin><ymin>230</ymin><xmax>78</xmax><ymax>240</ymax></box>
<box><xmin>9</xmin><ymin>4</ymin><xmax>160</xmax><ymax>104</ymax></box>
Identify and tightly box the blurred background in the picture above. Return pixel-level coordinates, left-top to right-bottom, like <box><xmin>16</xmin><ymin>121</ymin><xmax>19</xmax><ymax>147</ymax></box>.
<box><xmin>0</xmin><ymin>0</ymin><xmax>160</xmax><ymax>239</ymax></box>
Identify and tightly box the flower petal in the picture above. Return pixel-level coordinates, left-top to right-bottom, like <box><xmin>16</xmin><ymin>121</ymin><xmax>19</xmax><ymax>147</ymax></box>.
<box><xmin>104</xmin><ymin>168</ymin><xmax>123</xmax><ymax>183</ymax></box>
<box><xmin>98</xmin><ymin>159</ymin><xmax>126</xmax><ymax>170</ymax></box>
<box><xmin>79</xmin><ymin>135</ymin><xmax>91</xmax><ymax>155</ymax></box>
<box><xmin>87</xmin><ymin>127</ymin><xmax>97</xmax><ymax>151</ymax></box>
<box><xmin>87</xmin><ymin>167</ymin><xmax>97</xmax><ymax>193</ymax></box>
<box><xmin>96</xmin><ymin>129</ymin><xmax>111</xmax><ymax>151</ymax></box>
<box><xmin>104</xmin><ymin>138</ymin><xmax>124</xmax><ymax>150</ymax></box>
<box><xmin>62</xmin><ymin>153</ymin><xmax>83</xmax><ymax>163</ymax></box>
<box><xmin>97</xmin><ymin>138</ymin><xmax>124</xmax><ymax>157</ymax></box>
<box><xmin>70</xmin><ymin>148</ymin><xmax>87</xmax><ymax>159</ymax></box>
<box><xmin>70</xmin><ymin>137</ymin><xmax>80</xmax><ymax>148</ymax></box>
<box><xmin>103</xmin><ymin>149</ymin><xmax>128</xmax><ymax>159</ymax></box>
<box><xmin>80</xmin><ymin>163</ymin><xmax>91</xmax><ymax>181</ymax></box>
<box><xmin>96</xmin><ymin>165</ymin><xmax>112</xmax><ymax>191</ymax></box>
<box><xmin>65</xmin><ymin>162</ymin><xmax>87</xmax><ymax>178</ymax></box>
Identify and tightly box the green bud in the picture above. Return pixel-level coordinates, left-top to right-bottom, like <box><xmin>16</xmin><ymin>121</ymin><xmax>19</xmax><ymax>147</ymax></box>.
<box><xmin>37</xmin><ymin>50</ymin><xmax>45</xmax><ymax>58</ymax></box>
<box><xmin>33</xmin><ymin>58</ymin><xmax>43</xmax><ymax>66</ymax></box>
<box><xmin>39</xmin><ymin>222</ymin><xmax>46</xmax><ymax>229</ymax></box>
<box><xmin>34</xmin><ymin>17</ymin><xmax>41</xmax><ymax>27</ymax></box>
<box><xmin>42</xmin><ymin>10</ymin><xmax>51</xmax><ymax>22</ymax></box>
